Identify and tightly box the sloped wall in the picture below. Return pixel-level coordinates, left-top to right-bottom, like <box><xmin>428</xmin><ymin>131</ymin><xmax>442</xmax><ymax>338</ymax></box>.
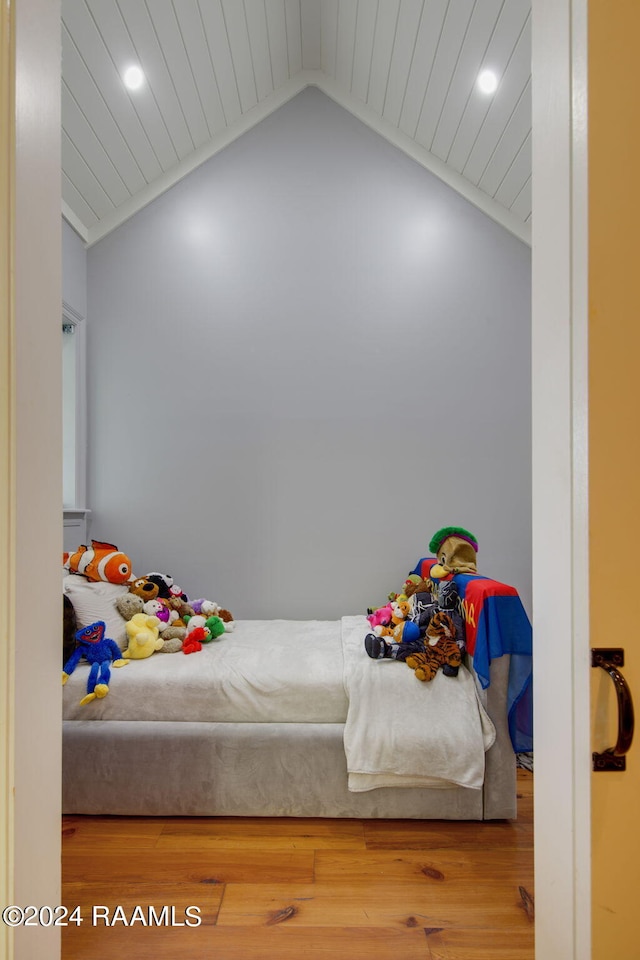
<box><xmin>86</xmin><ymin>87</ymin><xmax>531</xmax><ymax>619</ymax></box>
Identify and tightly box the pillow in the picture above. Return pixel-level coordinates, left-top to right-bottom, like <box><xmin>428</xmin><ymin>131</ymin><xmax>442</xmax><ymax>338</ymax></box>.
<box><xmin>63</xmin><ymin>575</ymin><xmax>129</xmax><ymax>650</ymax></box>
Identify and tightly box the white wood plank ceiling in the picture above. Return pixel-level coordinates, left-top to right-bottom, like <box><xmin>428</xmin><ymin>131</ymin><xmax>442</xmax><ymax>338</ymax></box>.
<box><xmin>62</xmin><ymin>0</ymin><xmax>531</xmax><ymax>246</ymax></box>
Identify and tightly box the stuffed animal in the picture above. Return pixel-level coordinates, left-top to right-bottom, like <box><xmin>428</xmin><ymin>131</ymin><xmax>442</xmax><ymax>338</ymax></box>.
<box><xmin>376</xmin><ymin>599</ymin><xmax>413</xmax><ymax>638</ymax></box>
<box><xmin>432</xmin><ymin>579</ymin><xmax>466</xmax><ymax>653</ymax></box>
<box><xmin>64</xmin><ymin>540</ymin><xmax>133</xmax><ymax>585</ymax></box>
<box><xmin>364</xmin><ymin>601</ymin><xmax>421</xmax><ymax>659</ymax></box>
<box><xmin>166</xmin><ymin>595</ymin><xmax>195</xmax><ymax>625</ymax></box>
<box><xmin>158</xmin><ymin>625</ymin><xmax>185</xmax><ymax>653</ymax></box>
<box><xmin>403</xmin><ymin>575</ymin><xmax>433</xmax><ymax>598</ymax></box>
<box><xmin>190</xmin><ymin>598</ymin><xmax>229</xmax><ymax>617</ymax></box>
<box><xmin>184</xmin><ymin>614</ymin><xmax>210</xmax><ymax>638</ymax></box>
<box><xmin>62</xmin><ymin>620</ymin><xmax>129</xmax><ymax>705</ymax></box>
<box><xmin>187</xmin><ymin>605</ymin><xmax>235</xmax><ymax>633</ymax></box>
<box><xmin>407</xmin><ymin>578</ymin><xmax>463</xmax><ymax>637</ymax></box>
<box><xmin>366</xmin><ymin>602</ymin><xmax>393</xmax><ymax>631</ymax></box>
<box><xmin>142</xmin><ymin>597</ymin><xmax>179</xmax><ymax>628</ymax></box>
<box><xmin>428</xmin><ymin>526</ymin><xmax>478</xmax><ymax>577</ymax></box>
<box><xmin>123</xmin><ymin>613</ymin><xmax>163</xmax><ymax>660</ymax></box>
<box><xmin>364</xmin><ymin>629</ymin><xmax>423</xmax><ymax>661</ymax></box>
<box><xmin>368</xmin><ymin>575</ymin><xmax>432</xmax><ymax>628</ymax></box>
<box><xmin>404</xmin><ymin>611</ymin><xmax>463</xmax><ymax>681</ymax></box>
<box><xmin>183</xmin><ymin>627</ymin><xmax>206</xmax><ymax>655</ymax></box>
<box><xmin>168</xmin><ymin>583</ymin><xmax>189</xmax><ymax>602</ymax></box>
<box><xmin>204</xmin><ymin>615</ymin><xmax>226</xmax><ymax>640</ymax></box>
<box><xmin>116</xmin><ymin>593</ymin><xmax>144</xmax><ymax>621</ymax></box>
<box><xmin>115</xmin><ymin>594</ymin><xmax>183</xmax><ymax>653</ymax></box>
<box><xmin>129</xmin><ymin>577</ymin><xmax>159</xmax><ymax>601</ymax></box>
<box><xmin>145</xmin><ymin>572</ymin><xmax>175</xmax><ymax>600</ymax></box>
<box><xmin>190</xmin><ymin>599</ymin><xmax>209</xmax><ymax>615</ymax></box>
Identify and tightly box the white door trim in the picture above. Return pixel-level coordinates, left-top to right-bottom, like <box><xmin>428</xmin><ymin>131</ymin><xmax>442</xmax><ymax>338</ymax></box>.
<box><xmin>532</xmin><ymin>1</ymin><xmax>591</xmax><ymax>957</ymax></box>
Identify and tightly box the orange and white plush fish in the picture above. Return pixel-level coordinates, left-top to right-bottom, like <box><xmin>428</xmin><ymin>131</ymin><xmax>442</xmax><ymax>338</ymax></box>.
<box><xmin>64</xmin><ymin>540</ymin><xmax>133</xmax><ymax>584</ymax></box>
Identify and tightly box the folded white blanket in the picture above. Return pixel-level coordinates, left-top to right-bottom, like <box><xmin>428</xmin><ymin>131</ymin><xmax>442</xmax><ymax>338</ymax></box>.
<box><xmin>341</xmin><ymin>615</ymin><xmax>496</xmax><ymax>792</ymax></box>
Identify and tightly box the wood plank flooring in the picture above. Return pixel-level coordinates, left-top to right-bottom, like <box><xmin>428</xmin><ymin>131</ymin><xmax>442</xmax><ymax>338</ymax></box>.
<box><xmin>61</xmin><ymin>769</ymin><xmax>533</xmax><ymax>959</ymax></box>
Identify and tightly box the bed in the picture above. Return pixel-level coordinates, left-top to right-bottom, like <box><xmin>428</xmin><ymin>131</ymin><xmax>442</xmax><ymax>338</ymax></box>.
<box><xmin>61</xmin><ymin>570</ymin><xmax>532</xmax><ymax>820</ymax></box>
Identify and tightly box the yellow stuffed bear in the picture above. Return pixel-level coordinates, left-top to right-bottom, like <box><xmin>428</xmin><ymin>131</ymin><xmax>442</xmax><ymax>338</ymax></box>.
<box><xmin>123</xmin><ymin>613</ymin><xmax>163</xmax><ymax>660</ymax></box>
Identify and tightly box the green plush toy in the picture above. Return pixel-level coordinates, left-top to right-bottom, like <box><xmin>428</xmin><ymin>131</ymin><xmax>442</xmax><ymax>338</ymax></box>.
<box><xmin>184</xmin><ymin>614</ymin><xmax>225</xmax><ymax>642</ymax></box>
<box><xmin>204</xmin><ymin>615</ymin><xmax>225</xmax><ymax>641</ymax></box>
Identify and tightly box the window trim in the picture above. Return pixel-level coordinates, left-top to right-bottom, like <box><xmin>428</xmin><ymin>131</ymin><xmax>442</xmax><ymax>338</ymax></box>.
<box><xmin>62</xmin><ymin>299</ymin><xmax>87</xmax><ymax>510</ymax></box>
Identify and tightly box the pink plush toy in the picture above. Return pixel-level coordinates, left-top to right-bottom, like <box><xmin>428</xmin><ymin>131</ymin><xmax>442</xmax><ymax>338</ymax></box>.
<box><xmin>366</xmin><ymin>603</ymin><xmax>393</xmax><ymax>631</ymax></box>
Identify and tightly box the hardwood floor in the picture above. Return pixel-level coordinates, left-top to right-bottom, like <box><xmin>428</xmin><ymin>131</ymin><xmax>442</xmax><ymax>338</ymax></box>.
<box><xmin>61</xmin><ymin>769</ymin><xmax>533</xmax><ymax>959</ymax></box>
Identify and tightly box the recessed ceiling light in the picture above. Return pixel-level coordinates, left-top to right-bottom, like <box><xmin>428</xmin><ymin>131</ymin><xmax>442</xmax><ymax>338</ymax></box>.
<box><xmin>477</xmin><ymin>69</ymin><xmax>499</xmax><ymax>95</ymax></box>
<box><xmin>123</xmin><ymin>65</ymin><xmax>145</xmax><ymax>91</ymax></box>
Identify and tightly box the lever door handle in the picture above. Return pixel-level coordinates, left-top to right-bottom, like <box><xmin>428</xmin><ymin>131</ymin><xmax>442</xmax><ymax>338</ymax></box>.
<box><xmin>592</xmin><ymin>648</ymin><xmax>635</xmax><ymax>771</ymax></box>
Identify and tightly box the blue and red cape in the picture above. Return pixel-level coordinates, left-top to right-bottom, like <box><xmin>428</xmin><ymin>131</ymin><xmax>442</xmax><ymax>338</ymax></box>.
<box><xmin>411</xmin><ymin>558</ymin><xmax>533</xmax><ymax>753</ymax></box>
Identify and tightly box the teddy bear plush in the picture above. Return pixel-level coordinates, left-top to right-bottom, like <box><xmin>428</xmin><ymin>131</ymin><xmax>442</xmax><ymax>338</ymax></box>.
<box><xmin>122</xmin><ymin>613</ymin><xmax>164</xmax><ymax>660</ymax></box>
<box><xmin>116</xmin><ymin>593</ymin><xmax>144</xmax><ymax>621</ymax></box>
<box><xmin>166</xmin><ymin>595</ymin><xmax>195</xmax><ymax>625</ymax></box>
<box><xmin>142</xmin><ymin>597</ymin><xmax>179</xmax><ymax>629</ymax></box>
<box><xmin>404</xmin><ymin>611</ymin><xmax>463</xmax><ymax>681</ymax></box>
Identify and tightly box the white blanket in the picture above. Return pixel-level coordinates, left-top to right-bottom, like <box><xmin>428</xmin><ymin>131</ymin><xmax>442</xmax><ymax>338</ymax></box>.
<box><xmin>341</xmin><ymin>615</ymin><xmax>496</xmax><ymax>792</ymax></box>
<box><xmin>63</xmin><ymin>619</ymin><xmax>348</xmax><ymax>724</ymax></box>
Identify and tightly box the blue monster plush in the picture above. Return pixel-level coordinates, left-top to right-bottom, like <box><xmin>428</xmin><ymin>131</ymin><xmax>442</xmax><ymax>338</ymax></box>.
<box><xmin>62</xmin><ymin>620</ymin><xmax>129</xmax><ymax>705</ymax></box>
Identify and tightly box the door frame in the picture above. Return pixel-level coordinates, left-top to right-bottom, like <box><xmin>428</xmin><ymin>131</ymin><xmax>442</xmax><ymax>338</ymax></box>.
<box><xmin>3</xmin><ymin>1</ymin><xmax>62</xmax><ymax>959</ymax></box>
<box><xmin>1</xmin><ymin>1</ymin><xmax>591</xmax><ymax>958</ymax></box>
<box><xmin>0</xmin><ymin>1</ymin><xmax>16</xmax><ymax>952</ymax></box>
<box><xmin>532</xmin><ymin>0</ymin><xmax>591</xmax><ymax>957</ymax></box>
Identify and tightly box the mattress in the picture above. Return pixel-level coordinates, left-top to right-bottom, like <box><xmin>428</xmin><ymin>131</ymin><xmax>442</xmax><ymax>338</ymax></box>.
<box><xmin>62</xmin><ymin>618</ymin><xmax>349</xmax><ymax>724</ymax></box>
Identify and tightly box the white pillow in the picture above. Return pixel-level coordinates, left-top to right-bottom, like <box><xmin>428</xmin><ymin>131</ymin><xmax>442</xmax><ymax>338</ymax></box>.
<box><xmin>63</xmin><ymin>575</ymin><xmax>129</xmax><ymax>650</ymax></box>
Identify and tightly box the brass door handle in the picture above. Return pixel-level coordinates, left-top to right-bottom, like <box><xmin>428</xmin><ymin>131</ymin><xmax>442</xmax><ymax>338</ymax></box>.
<box><xmin>592</xmin><ymin>648</ymin><xmax>635</xmax><ymax>771</ymax></box>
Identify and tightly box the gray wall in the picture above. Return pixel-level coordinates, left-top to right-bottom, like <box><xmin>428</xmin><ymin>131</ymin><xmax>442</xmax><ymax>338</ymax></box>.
<box><xmin>62</xmin><ymin>218</ymin><xmax>87</xmax><ymax>317</ymax></box>
<box><xmin>87</xmin><ymin>87</ymin><xmax>531</xmax><ymax>620</ymax></box>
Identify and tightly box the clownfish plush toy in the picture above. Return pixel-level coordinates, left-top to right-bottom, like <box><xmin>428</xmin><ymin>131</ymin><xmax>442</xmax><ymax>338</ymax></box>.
<box><xmin>63</xmin><ymin>540</ymin><xmax>133</xmax><ymax>584</ymax></box>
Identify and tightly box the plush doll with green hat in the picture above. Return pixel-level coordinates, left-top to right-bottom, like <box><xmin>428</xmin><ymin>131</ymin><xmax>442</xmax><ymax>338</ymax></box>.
<box><xmin>429</xmin><ymin>526</ymin><xmax>478</xmax><ymax>578</ymax></box>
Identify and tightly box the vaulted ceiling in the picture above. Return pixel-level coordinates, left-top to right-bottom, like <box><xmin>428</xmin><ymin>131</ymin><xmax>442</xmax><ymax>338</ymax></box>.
<box><xmin>61</xmin><ymin>0</ymin><xmax>531</xmax><ymax>247</ymax></box>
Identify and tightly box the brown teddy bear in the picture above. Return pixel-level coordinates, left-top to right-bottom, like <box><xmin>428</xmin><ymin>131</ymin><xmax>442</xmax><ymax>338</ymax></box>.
<box><xmin>128</xmin><ymin>577</ymin><xmax>159</xmax><ymax>601</ymax></box>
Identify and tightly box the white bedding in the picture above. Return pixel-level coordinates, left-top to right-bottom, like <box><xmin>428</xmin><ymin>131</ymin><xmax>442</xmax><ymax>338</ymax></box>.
<box><xmin>63</xmin><ymin>619</ymin><xmax>348</xmax><ymax>724</ymax></box>
<box><xmin>63</xmin><ymin>614</ymin><xmax>495</xmax><ymax>794</ymax></box>
<box><xmin>341</xmin><ymin>615</ymin><xmax>496</xmax><ymax>792</ymax></box>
